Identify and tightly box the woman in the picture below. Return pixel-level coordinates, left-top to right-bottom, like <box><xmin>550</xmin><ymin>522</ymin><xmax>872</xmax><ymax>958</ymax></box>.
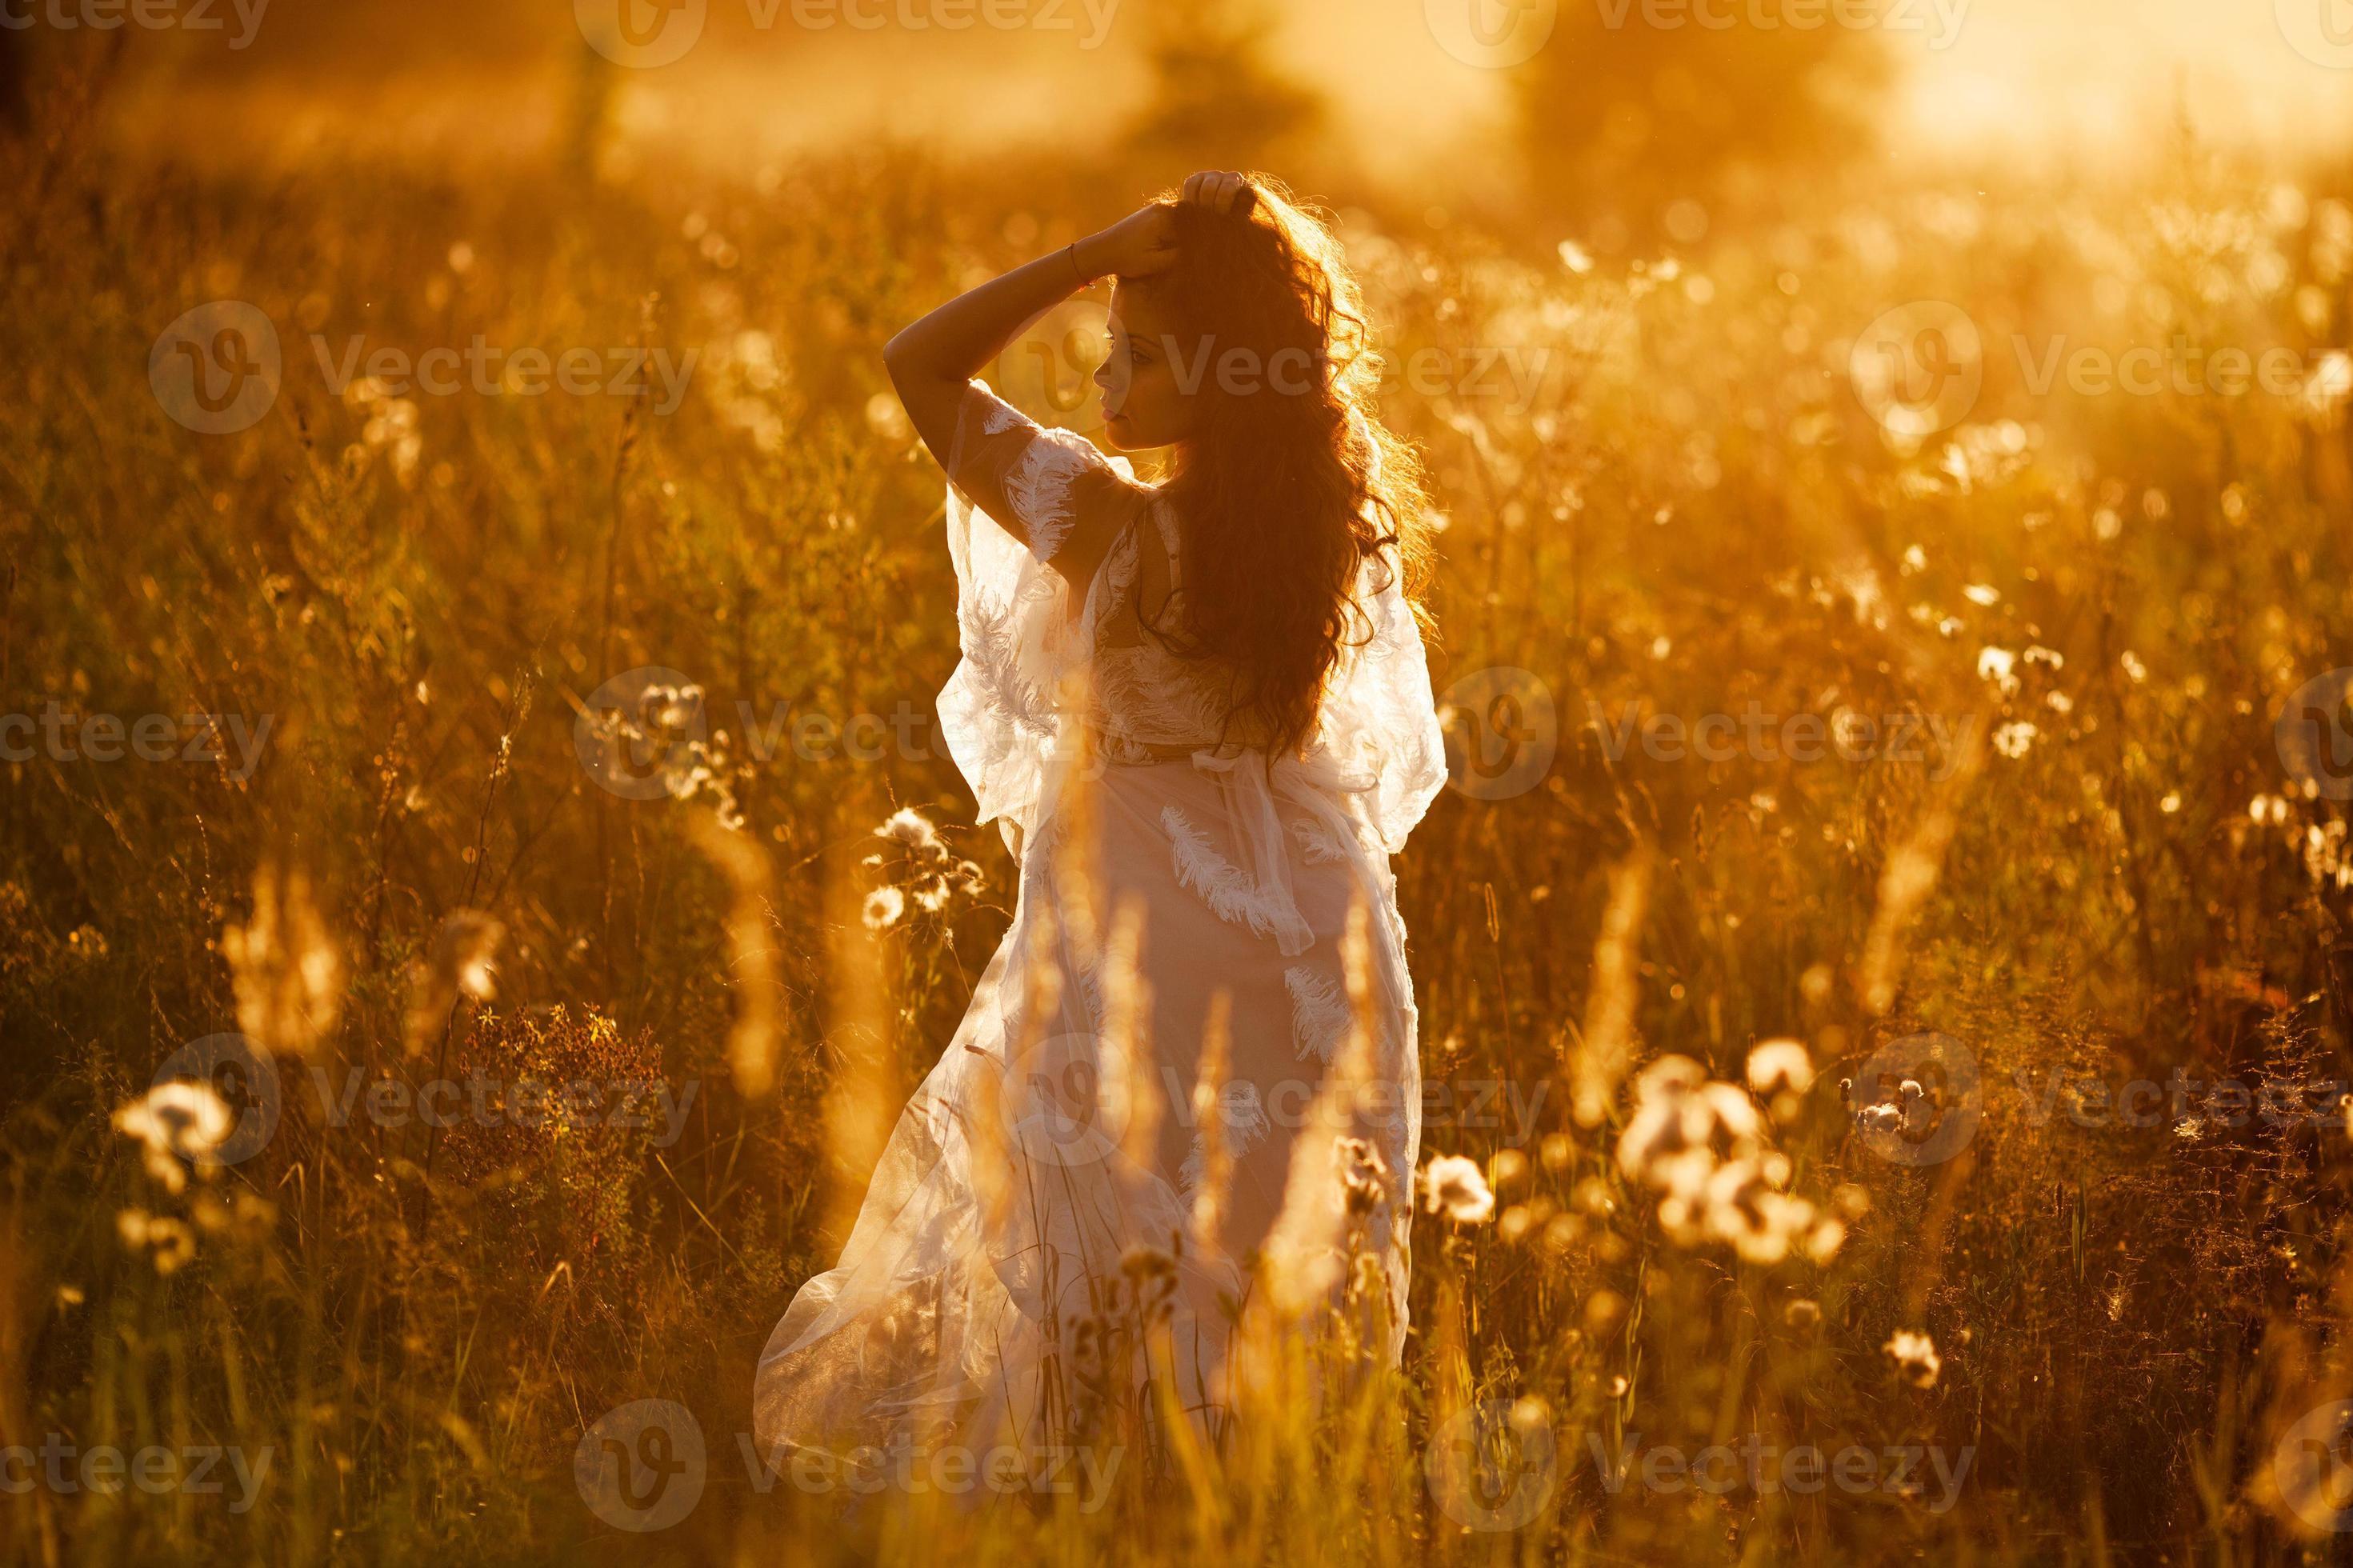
<box><xmin>754</xmin><ymin>171</ymin><xmax>1446</xmax><ymax>1474</ymax></box>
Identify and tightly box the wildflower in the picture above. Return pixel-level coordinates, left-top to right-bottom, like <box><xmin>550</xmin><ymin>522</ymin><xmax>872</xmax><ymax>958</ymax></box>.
<box><xmin>1616</xmin><ymin>1057</ymin><xmax>1764</xmax><ymax>1186</ymax></box>
<box><xmin>1976</xmin><ymin>646</ymin><xmax>2019</xmax><ymax>695</ymax></box>
<box><xmin>113</xmin><ymin>1081</ymin><xmax>233</xmax><ymax>1194</ymax></box>
<box><xmin>868</xmin><ymin>808</ymin><xmax>985</xmax><ymax>916</ymax></box>
<box><xmin>1702</xmin><ymin>1156</ymin><xmax>1825</xmax><ymax>1266</ymax></box>
<box><xmin>862</xmin><ymin>886</ymin><xmax>906</xmax><ymax>931</ymax></box>
<box><xmin>116</xmin><ymin>1209</ymin><xmax>198</xmax><ymax>1275</ymax></box>
<box><xmin>1746</xmin><ymin>1038</ymin><xmax>1815</xmax><ymax>1096</ymax></box>
<box><xmin>1335</xmin><ymin>1136</ymin><xmax>1391</xmax><ymax>1219</ymax></box>
<box><xmin>1784</xmin><ymin>1298</ymin><xmax>1821</xmax><ymax>1329</ymax></box>
<box><xmin>1422</xmin><ymin>1154</ymin><xmax>1495</xmax><ymax>1223</ymax></box>
<box><xmin>1884</xmin><ymin>1329</ymin><xmax>1942</xmax><ymax>1389</ymax></box>
<box><xmin>874</xmin><ymin>807</ymin><xmax>942</xmax><ymax>852</ymax></box>
<box><xmin>1119</xmin><ymin>1242</ymin><xmax>1176</xmax><ymax>1284</ymax></box>
<box><xmin>402</xmin><ymin>910</ymin><xmax>505</xmax><ymax>1057</ymax></box>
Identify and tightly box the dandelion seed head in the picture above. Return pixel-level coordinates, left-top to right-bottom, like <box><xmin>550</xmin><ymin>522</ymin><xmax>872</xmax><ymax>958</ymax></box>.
<box><xmin>114</xmin><ymin>1081</ymin><xmax>234</xmax><ymax>1192</ymax></box>
<box><xmin>1422</xmin><ymin>1153</ymin><xmax>1494</xmax><ymax>1223</ymax></box>
<box><xmin>874</xmin><ymin>807</ymin><xmax>942</xmax><ymax>851</ymax></box>
<box><xmin>1884</xmin><ymin>1329</ymin><xmax>1942</xmax><ymax>1389</ymax></box>
<box><xmin>1746</xmin><ymin>1038</ymin><xmax>1814</xmax><ymax>1096</ymax></box>
<box><xmin>1993</xmin><ymin>720</ymin><xmax>2039</xmax><ymax>758</ymax></box>
<box><xmin>1335</xmin><ymin>1136</ymin><xmax>1391</xmax><ymax>1219</ymax></box>
<box><xmin>862</xmin><ymin>886</ymin><xmax>906</xmax><ymax>931</ymax></box>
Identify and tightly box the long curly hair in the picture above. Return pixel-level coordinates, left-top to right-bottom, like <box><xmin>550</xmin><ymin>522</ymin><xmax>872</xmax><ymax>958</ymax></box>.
<box><xmin>1134</xmin><ymin>177</ymin><xmax>1433</xmax><ymax>759</ymax></box>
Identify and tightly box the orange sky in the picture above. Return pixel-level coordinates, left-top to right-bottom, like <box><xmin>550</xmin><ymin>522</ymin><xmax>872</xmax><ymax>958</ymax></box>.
<box><xmin>582</xmin><ymin>0</ymin><xmax>2353</xmax><ymax>177</ymax></box>
<box><xmin>110</xmin><ymin>0</ymin><xmax>2353</xmax><ymax>180</ymax></box>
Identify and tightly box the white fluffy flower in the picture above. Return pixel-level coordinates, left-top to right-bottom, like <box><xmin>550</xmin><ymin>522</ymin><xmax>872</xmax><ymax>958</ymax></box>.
<box><xmin>1884</xmin><ymin>1329</ymin><xmax>1942</xmax><ymax>1389</ymax></box>
<box><xmin>1746</xmin><ymin>1039</ymin><xmax>1815</xmax><ymax>1096</ymax></box>
<box><xmin>1422</xmin><ymin>1154</ymin><xmax>1495</xmax><ymax>1223</ymax></box>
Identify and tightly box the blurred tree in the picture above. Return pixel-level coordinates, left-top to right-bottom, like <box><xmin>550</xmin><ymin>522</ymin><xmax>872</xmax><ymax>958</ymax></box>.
<box><xmin>1516</xmin><ymin>2</ymin><xmax>1894</xmax><ymax>250</ymax></box>
<box><xmin>1121</xmin><ymin>0</ymin><xmax>1327</xmax><ymax>177</ymax></box>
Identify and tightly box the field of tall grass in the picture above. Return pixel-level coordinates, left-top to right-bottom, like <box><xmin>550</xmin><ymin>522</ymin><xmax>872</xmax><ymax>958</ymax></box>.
<box><xmin>5</xmin><ymin>30</ymin><xmax>2353</xmax><ymax>1565</ymax></box>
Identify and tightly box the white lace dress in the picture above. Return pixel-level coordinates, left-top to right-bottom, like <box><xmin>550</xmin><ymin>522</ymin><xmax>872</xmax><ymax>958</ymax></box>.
<box><xmin>754</xmin><ymin>382</ymin><xmax>1447</xmax><ymax>1460</ymax></box>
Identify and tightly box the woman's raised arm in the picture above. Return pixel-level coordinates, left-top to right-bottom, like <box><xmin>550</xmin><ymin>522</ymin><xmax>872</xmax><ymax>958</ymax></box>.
<box><xmin>882</xmin><ymin>202</ymin><xmax>1175</xmax><ymax>469</ymax></box>
<box><xmin>882</xmin><ymin>178</ymin><xmax>1253</xmax><ymax>581</ymax></box>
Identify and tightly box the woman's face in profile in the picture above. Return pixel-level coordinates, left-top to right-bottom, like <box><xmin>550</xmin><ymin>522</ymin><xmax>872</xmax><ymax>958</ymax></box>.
<box><xmin>1097</xmin><ymin>282</ymin><xmax>1198</xmax><ymax>451</ymax></box>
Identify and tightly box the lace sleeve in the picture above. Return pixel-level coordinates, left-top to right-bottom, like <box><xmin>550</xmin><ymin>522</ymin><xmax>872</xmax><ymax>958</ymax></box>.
<box><xmin>942</xmin><ymin>382</ymin><xmax>1134</xmax><ymax>566</ymax></box>
<box><xmin>1311</xmin><ymin>551</ymin><xmax>1447</xmax><ymax>854</ymax></box>
<box><xmin>937</xmin><ymin>383</ymin><xmax>1141</xmax><ymax>853</ymax></box>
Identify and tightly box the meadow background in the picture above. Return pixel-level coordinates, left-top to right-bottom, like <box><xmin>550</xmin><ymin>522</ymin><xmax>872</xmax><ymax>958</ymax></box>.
<box><xmin>4</xmin><ymin>0</ymin><xmax>2353</xmax><ymax>1560</ymax></box>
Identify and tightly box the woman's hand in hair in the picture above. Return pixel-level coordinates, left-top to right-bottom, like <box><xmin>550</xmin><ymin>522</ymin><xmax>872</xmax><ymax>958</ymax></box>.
<box><xmin>1179</xmin><ymin>170</ymin><xmax>1255</xmax><ymax>215</ymax></box>
<box><xmin>1074</xmin><ymin>202</ymin><xmax>1179</xmax><ymax>282</ymax></box>
<box><xmin>1074</xmin><ymin>175</ymin><xmax>1253</xmax><ymax>281</ymax></box>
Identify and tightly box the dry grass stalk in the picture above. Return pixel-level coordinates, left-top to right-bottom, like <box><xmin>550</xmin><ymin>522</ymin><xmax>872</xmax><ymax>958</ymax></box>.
<box><xmin>822</xmin><ymin>852</ymin><xmax>898</xmax><ymax>1249</ymax></box>
<box><xmin>1568</xmin><ymin>847</ymin><xmax>1652</xmax><ymax>1129</ymax></box>
<box><xmin>222</xmin><ymin>863</ymin><xmax>342</xmax><ymax>1058</ymax></box>
<box><xmin>1859</xmin><ymin>710</ymin><xmax>1986</xmax><ymax>1015</ymax></box>
<box><xmin>689</xmin><ymin>812</ymin><xmax>785</xmax><ymax>1098</ymax></box>
<box><xmin>1187</xmin><ymin>988</ymin><xmax>1236</xmax><ymax>1255</ymax></box>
